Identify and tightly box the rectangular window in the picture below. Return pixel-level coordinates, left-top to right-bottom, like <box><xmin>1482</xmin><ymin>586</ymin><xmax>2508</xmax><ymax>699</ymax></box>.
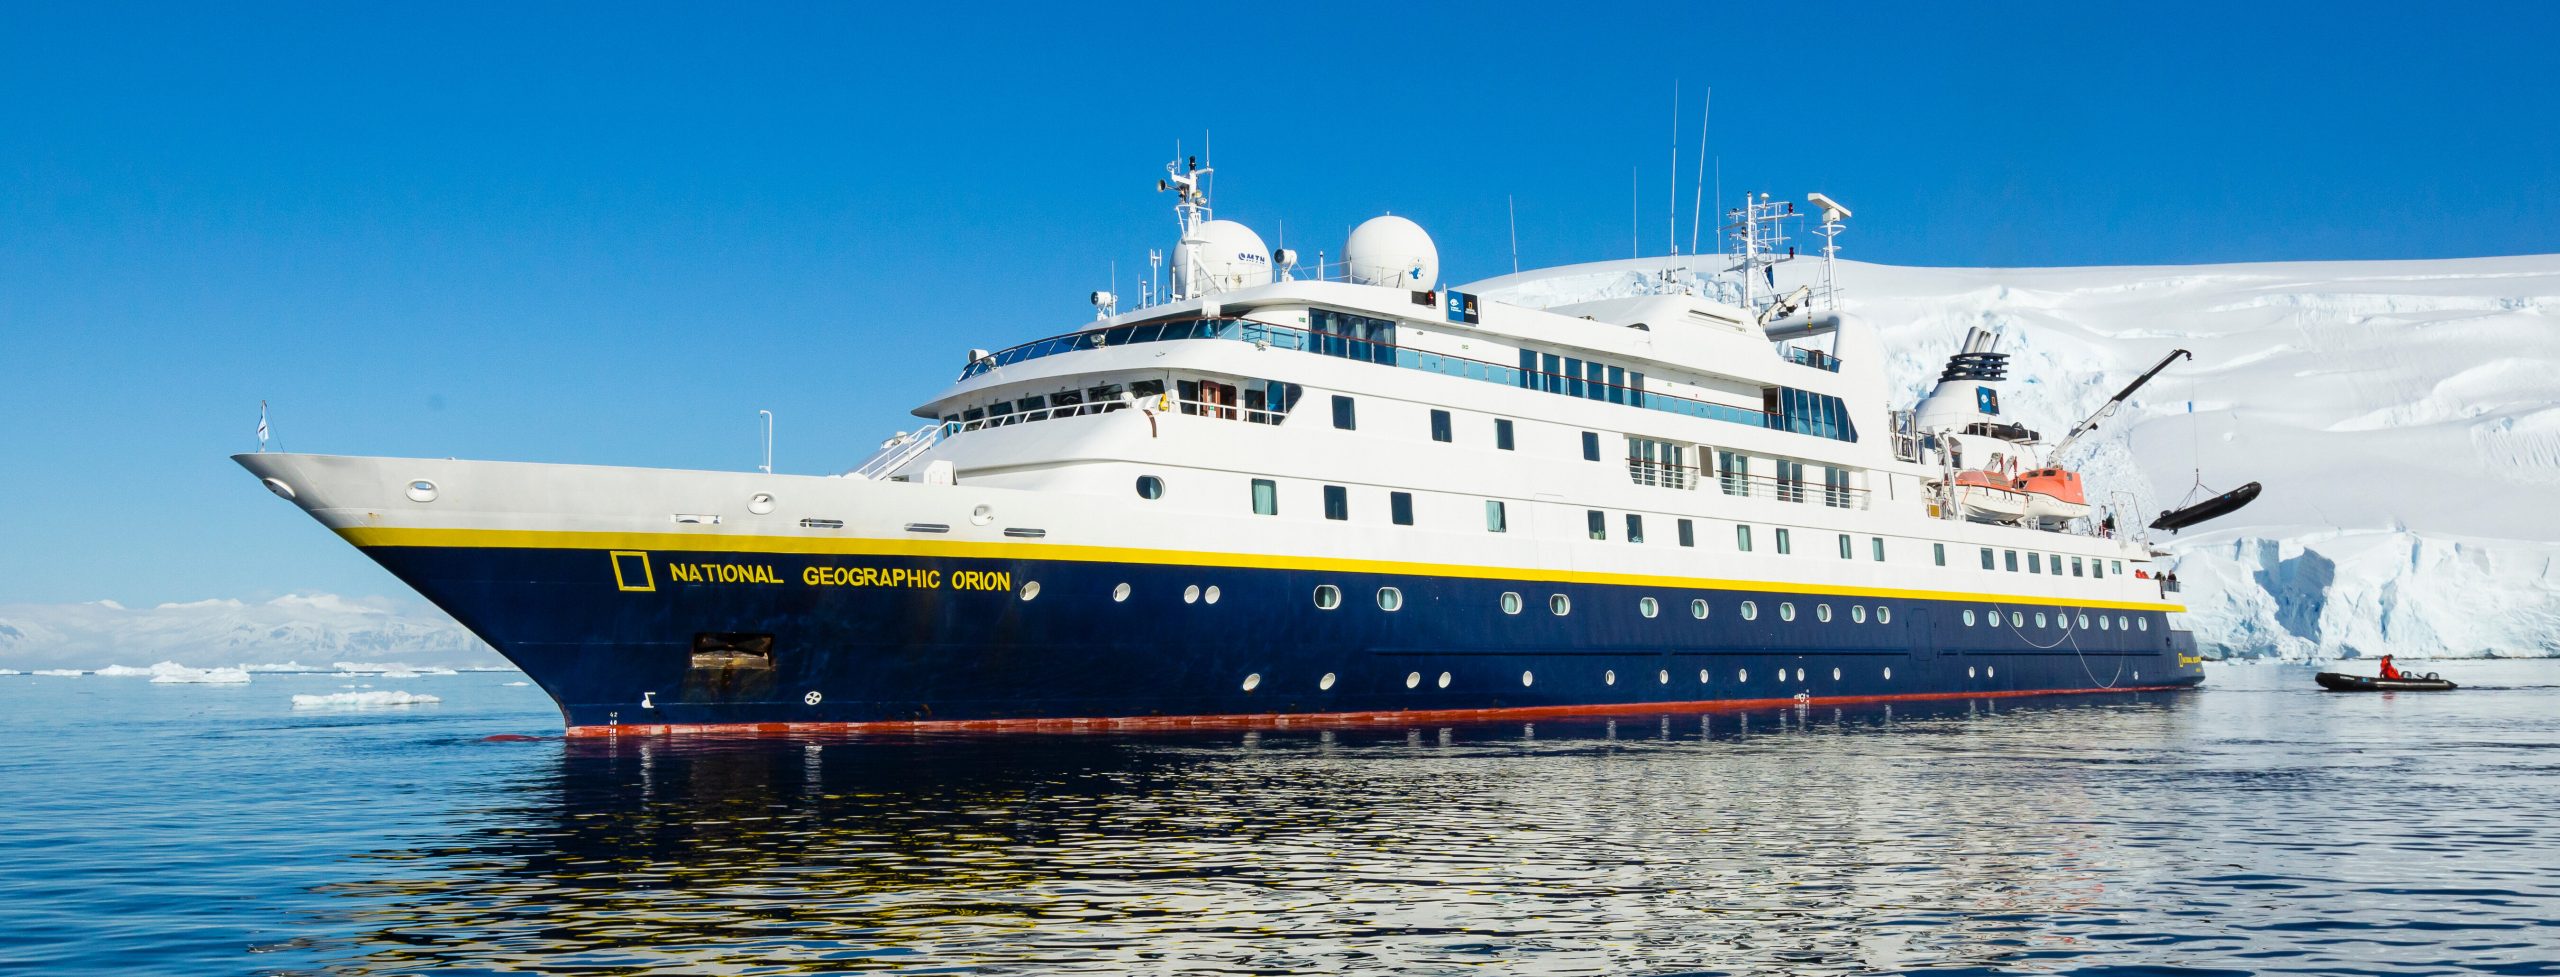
<box><xmin>1677</xmin><ymin>518</ymin><xmax>1695</xmax><ymax>547</ymax></box>
<box><xmin>1331</xmin><ymin>395</ymin><xmax>1356</xmax><ymax>430</ymax></box>
<box><xmin>2028</xmin><ymin>552</ymin><xmax>2042</xmax><ymax>574</ymax></box>
<box><xmin>1390</xmin><ymin>492</ymin><xmax>1415</xmax><ymax>526</ymax></box>
<box><xmin>1980</xmin><ymin>547</ymin><xmax>1995</xmax><ymax>570</ymax></box>
<box><xmin>1518</xmin><ymin>349</ymin><xmax>1538</xmax><ymax>389</ymax></box>
<box><xmin>1776</xmin><ymin>528</ymin><xmax>1793</xmax><ymax>554</ymax></box>
<box><xmin>1585</xmin><ymin>360</ymin><xmax>1606</xmax><ymax>401</ymax></box>
<box><xmin>2091</xmin><ymin>559</ymin><xmax>2103</xmax><ymax>579</ymax></box>
<box><xmin>1587</xmin><ymin>509</ymin><xmax>1607</xmax><ymax>540</ymax></box>
<box><xmin>2050</xmin><ymin>554</ymin><xmax>2063</xmax><ymax>576</ymax></box>
<box><xmin>1495</xmin><ymin>418</ymin><xmax>1515</xmax><ymax>450</ymax></box>
<box><xmin>1935</xmin><ymin>543</ymin><xmax>1947</xmax><ymax>567</ymax></box>
<box><xmin>2072</xmin><ymin>557</ymin><xmax>2085</xmax><ymax>577</ymax></box>
<box><xmin>1736</xmin><ymin>525</ymin><xmax>1754</xmax><ymax>552</ymax></box>
<box><xmin>1429</xmin><ymin>409</ymin><xmax>1452</xmax><ymax>443</ymax></box>
<box><xmin>1823</xmin><ymin>466</ymin><xmax>1853</xmax><ymax>508</ymax></box>
<box><xmin>1873</xmin><ymin>537</ymin><xmax>1887</xmax><ymax>562</ymax></box>
<box><xmin>1719</xmin><ymin>450</ymin><xmax>1750</xmax><ymax>497</ymax></box>
<box><xmin>1542</xmin><ymin>353</ymin><xmax>1563</xmax><ymax>394</ymax></box>
<box><xmin>1606</xmin><ymin>365</ymin><xmax>1626</xmax><ymax>404</ymax></box>
<box><xmin>2112</xmin><ymin>560</ymin><xmax>2124</xmax><ymax>576</ymax></box>
<box><xmin>1626</xmin><ymin>436</ymin><xmax>1689</xmax><ymax>488</ymax></box>
<box><xmin>1251</xmin><ymin>479</ymin><xmax>1278</xmax><ymax>516</ymax></box>
<box><xmin>1776</xmin><ymin>459</ymin><xmax>1806</xmax><ymax>503</ymax></box>
<box><xmin>1581</xmin><ymin>431</ymin><xmax>1601</xmax><ymax>461</ymax></box>
<box><xmin>1838</xmin><ymin>533</ymin><xmax>1853</xmax><ymax>559</ymax></box>
<box><xmin>1485</xmin><ymin>500</ymin><xmax>1507</xmax><ymax>533</ymax></box>
<box><xmin>1565</xmin><ymin>357</ymin><xmax>1585</xmax><ymax>398</ymax></box>
<box><xmin>1626</xmin><ymin>514</ymin><xmax>1644</xmax><ymax>543</ymax></box>
<box><xmin>1323</xmin><ymin>485</ymin><xmax>1349</xmax><ymax>521</ymax></box>
<box><xmin>2005</xmin><ymin>550</ymin><xmax>2020</xmax><ymax>572</ymax></box>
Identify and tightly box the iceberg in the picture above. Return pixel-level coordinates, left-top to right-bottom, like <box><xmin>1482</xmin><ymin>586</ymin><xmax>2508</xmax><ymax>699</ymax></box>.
<box><xmin>291</xmin><ymin>690</ymin><xmax>441</xmax><ymax>708</ymax></box>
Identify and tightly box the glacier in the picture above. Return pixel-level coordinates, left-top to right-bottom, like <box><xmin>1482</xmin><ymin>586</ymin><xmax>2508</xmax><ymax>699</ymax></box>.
<box><xmin>0</xmin><ymin>594</ymin><xmax>500</xmax><ymax>672</ymax></box>
<box><xmin>1471</xmin><ymin>254</ymin><xmax>2560</xmax><ymax>660</ymax></box>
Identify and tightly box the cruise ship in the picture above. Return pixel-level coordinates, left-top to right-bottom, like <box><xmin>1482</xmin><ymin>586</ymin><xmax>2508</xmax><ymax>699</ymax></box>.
<box><xmin>237</xmin><ymin>157</ymin><xmax>2213</xmax><ymax>734</ymax></box>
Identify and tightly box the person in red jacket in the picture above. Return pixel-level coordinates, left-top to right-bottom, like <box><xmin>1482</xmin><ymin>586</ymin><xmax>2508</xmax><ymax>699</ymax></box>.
<box><xmin>2379</xmin><ymin>655</ymin><xmax>2402</xmax><ymax>680</ymax></box>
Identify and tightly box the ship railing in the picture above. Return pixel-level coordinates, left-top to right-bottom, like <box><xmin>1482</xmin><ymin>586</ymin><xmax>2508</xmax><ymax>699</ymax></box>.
<box><xmin>939</xmin><ymin>393</ymin><xmax>1288</xmax><ymax>438</ymax></box>
<box><xmin>1629</xmin><ymin>458</ymin><xmax>1870</xmax><ymax>510</ymax></box>
<box><xmin>846</xmin><ymin>422</ymin><xmax>951</xmax><ymax>480</ymax></box>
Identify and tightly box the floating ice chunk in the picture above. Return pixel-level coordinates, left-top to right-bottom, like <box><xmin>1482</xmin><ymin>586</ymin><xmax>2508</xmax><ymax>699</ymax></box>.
<box><xmin>32</xmin><ymin>669</ymin><xmax>84</xmax><ymax>677</ymax></box>
<box><xmin>149</xmin><ymin>662</ymin><xmax>251</xmax><ymax>684</ymax></box>
<box><xmin>95</xmin><ymin>664</ymin><xmax>155</xmax><ymax>677</ymax></box>
<box><xmin>502</xmin><ymin>681</ymin><xmax>530</xmax><ymax>687</ymax></box>
<box><xmin>0</xmin><ymin>669</ymin><xmax>22</xmax><ymax>675</ymax></box>
<box><xmin>291</xmin><ymin>690</ymin><xmax>441</xmax><ymax>708</ymax></box>
<box><xmin>237</xmin><ymin>661</ymin><xmax>317</xmax><ymax>673</ymax></box>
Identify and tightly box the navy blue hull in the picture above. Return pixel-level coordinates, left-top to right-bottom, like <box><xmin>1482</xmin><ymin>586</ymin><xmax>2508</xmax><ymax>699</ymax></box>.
<box><xmin>368</xmin><ymin>545</ymin><xmax>2203</xmax><ymax>730</ymax></box>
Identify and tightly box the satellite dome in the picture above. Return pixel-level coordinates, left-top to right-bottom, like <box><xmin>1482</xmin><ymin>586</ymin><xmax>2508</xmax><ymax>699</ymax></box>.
<box><xmin>1343</xmin><ymin>215</ymin><xmax>1438</xmax><ymax>289</ymax></box>
<box><xmin>1174</xmin><ymin>219</ymin><xmax>1273</xmax><ymax>295</ymax></box>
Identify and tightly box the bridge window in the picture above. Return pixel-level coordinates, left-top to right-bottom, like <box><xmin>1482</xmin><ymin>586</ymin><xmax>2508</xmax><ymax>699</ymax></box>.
<box><xmin>1323</xmin><ymin>485</ymin><xmax>1349</xmax><ymax>521</ymax></box>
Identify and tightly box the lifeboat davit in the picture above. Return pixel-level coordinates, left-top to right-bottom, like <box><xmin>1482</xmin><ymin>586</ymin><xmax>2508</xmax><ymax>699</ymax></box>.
<box><xmin>1946</xmin><ymin>469</ymin><xmax>2029</xmax><ymax>524</ymax></box>
<box><xmin>2013</xmin><ymin>467</ymin><xmax>2091</xmax><ymax>529</ymax></box>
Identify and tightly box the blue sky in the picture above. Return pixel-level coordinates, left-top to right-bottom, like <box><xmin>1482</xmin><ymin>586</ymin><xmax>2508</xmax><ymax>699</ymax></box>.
<box><xmin>3</xmin><ymin>2</ymin><xmax>2556</xmax><ymax>606</ymax></box>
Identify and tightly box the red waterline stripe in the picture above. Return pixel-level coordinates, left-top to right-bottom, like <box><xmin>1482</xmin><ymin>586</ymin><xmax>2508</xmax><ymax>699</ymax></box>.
<box><xmin>560</xmin><ymin>684</ymin><xmax>2196</xmax><ymax>739</ymax></box>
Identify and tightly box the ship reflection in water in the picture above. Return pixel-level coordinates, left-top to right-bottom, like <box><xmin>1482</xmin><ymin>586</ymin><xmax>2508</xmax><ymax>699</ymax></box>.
<box><xmin>314</xmin><ymin>694</ymin><xmax>2212</xmax><ymax>974</ymax></box>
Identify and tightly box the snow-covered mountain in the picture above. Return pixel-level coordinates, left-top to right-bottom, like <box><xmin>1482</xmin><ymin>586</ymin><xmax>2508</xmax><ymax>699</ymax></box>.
<box><xmin>1473</xmin><ymin>254</ymin><xmax>2560</xmax><ymax>659</ymax></box>
<box><xmin>0</xmin><ymin>593</ymin><xmax>500</xmax><ymax>671</ymax></box>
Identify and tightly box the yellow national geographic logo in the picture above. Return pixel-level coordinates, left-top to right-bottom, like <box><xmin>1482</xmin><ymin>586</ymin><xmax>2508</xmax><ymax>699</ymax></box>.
<box><xmin>610</xmin><ymin>551</ymin><xmax>655</xmax><ymax>592</ymax></box>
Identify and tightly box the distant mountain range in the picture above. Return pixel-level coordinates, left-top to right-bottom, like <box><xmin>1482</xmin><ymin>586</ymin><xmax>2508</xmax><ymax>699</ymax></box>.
<box><xmin>0</xmin><ymin>593</ymin><xmax>500</xmax><ymax>671</ymax></box>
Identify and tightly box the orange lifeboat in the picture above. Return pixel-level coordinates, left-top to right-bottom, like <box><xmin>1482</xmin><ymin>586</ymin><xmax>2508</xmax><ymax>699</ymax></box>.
<box><xmin>2013</xmin><ymin>467</ymin><xmax>2091</xmax><ymax>527</ymax></box>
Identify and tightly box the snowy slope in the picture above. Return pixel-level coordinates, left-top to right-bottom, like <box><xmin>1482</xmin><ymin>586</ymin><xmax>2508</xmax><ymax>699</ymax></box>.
<box><xmin>0</xmin><ymin>594</ymin><xmax>500</xmax><ymax>671</ymax></box>
<box><xmin>1471</xmin><ymin>254</ymin><xmax>2560</xmax><ymax>659</ymax></box>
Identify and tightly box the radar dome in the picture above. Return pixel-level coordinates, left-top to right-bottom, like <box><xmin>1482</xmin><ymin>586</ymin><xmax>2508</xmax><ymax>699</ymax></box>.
<box><xmin>1173</xmin><ymin>219</ymin><xmax>1273</xmax><ymax>295</ymax></box>
<box><xmin>1343</xmin><ymin>215</ymin><xmax>1438</xmax><ymax>289</ymax></box>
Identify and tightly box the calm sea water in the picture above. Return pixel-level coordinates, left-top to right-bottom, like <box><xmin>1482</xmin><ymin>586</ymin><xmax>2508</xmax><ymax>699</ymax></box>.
<box><xmin>4</xmin><ymin>662</ymin><xmax>2559</xmax><ymax>976</ymax></box>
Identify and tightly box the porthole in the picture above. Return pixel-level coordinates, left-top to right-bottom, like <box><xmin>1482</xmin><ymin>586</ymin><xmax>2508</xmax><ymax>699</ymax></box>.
<box><xmin>2099</xmin><ymin>615</ymin><xmax>2111</xmax><ymax>630</ymax></box>
<box><xmin>2035</xmin><ymin>612</ymin><xmax>2048</xmax><ymax>628</ymax></box>
<box><xmin>2139</xmin><ymin>618</ymin><xmax>2149</xmax><ymax>631</ymax></box>
<box><xmin>1135</xmin><ymin>475</ymin><xmax>1164</xmax><ymax>499</ymax></box>
<box><xmin>1699</xmin><ymin>669</ymin><xmax>1710</xmax><ymax>683</ymax></box>
<box><xmin>1639</xmin><ymin>597</ymin><xmax>1659</xmax><ymax>618</ymax></box>
<box><xmin>405</xmin><ymin>479</ymin><xmax>438</xmax><ymax>503</ymax></box>
<box><xmin>1779</xmin><ymin>602</ymin><xmax>1796</xmax><ymax>622</ymax></box>
<box><xmin>1377</xmin><ymin>587</ymin><xmax>1404</xmax><ymax>611</ymax></box>
<box><xmin>1851</xmin><ymin>605</ymin><xmax>1867</xmax><ymax>624</ymax></box>
<box><xmin>1884</xmin><ymin>667</ymin><xmax>1893</xmax><ymax>680</ymax></box>
<box><xmin>2123</xmin><ymin>616</ymin><xmax>2134</xmax><ymax>631</ymax></box>
<box><xmin>1968</xmin><ymin>666</ymin><xmax>1978</xmax><ymax>678</ymax></box>
<box><xmin>1796</xmin><ymin>668</ymin><xmax>1806</xmax><ymax>682</ymax></box>
<box><xmin>1690</xmin><ymin>599</ymin><xmax>1709</xmax><ymax>619</ymax></box>
<box><xmin>1832</xmin><ymin>667</ymin><xmax>1842</xmax><ymax>681</ymax></box>
<box><xmin>1988</xmin><ymin>666</ymin><xmax>1997</xmax><ymax>678</ymax></box>
<box><xmin>2011</xmin><ymin>611</ymin><xmax>2024</xmax><ymax>627</ymax></box>
<box><xmin>1314</xmin><ymin>585</ymin><xmax>1341</xmax><ymax>610</ymax></box>
<box><xmin>1877</xmin><ymin>606</ymin><xmax>1892</xmax><ymax>624</ymax></box>
<box><xmin>1963</xmin><ymin>609</ymin><xmax>1977</xmax><ymax>626</ymax></box>
<box><xmin>1739</xmin><ymin>668</ymin><xmax>1750</xmax><ymax>682</ymax></box>
<box><xmin>1549</xmin><ymin>594</ymin><xmax>1571</xmax><ymax>616</ymax></box>
<box><xmin>1242</xmin><ymin>673</ymin><xmax>1262</xmax><ymax>692</ymax></box>
<box><xmin>260</xmin><ymin>477</ymin><xmax>295</xmax><ymax>500</ymax></box>
<box><xmin>1501</xmin><ymin>591</ymin><xmax>1523</xmax><ymax>615</ymax></box>
<box><xmin>1406</xmin><ymin>672</ymin><xmax>1421</xmax><ymax>689</ymax></box>
<box><xmin>2078</xmin><ymin>613</ymin><xmax>2092</xmax><ymax>630</ymax></box>
<box><xmin>1112</xmin><ymin>582</ymin><xmax>1132</xmax><ymax>602</ymax></box>
<box><xmin>2135</xmin><ymin>670</ymin><xmax>2142</xmax><ymax>681</ymax></box>
<box><xmin>1983</xmin><ymin>606</ymin><xmax>2000</xmax><ymax>627</ymax></box>
<box><xmin>1815</xmin><ymin>603</ymin><xmax>1832</xmax><ymax>623</ymax></box>
<box><xmin>1319</xmin><ymin>672</ymin><xmax>1337</xmax><ymax>690</ymax></box>
<box><xmin>967</xmin><ymin>502</ymin><xmax>991</xmax><ymax>525</ymax></box>
<box><xmin>1658</xmin><ymin>669</ymin><xmax>1670</xmax><ymax>685</ymax></box>
<box><xmin>1437</xmin><ymin>671</ymin><xmax>1452</xmax><ymax>689</ymax></box>
<box><xmin>1018</xmin><ymin>580</ymin><xmax>1041</xmax><ymax>601</ymax></box>
<box><xmin>1183</xmin><ymin>585</ymin><xmax>1200</xmax><ymax>604</ymax></box>
<box><xmin>1741</xmin><ymin>600</ymin><xmax>1759</xmax><ymax>621</ymax></box>
<box><xmin>1205</xmin><ymin>586</ymin><xmax>1221</xmax><ymax>604</ymax></box>
<box><xmin>1521</xmin><ymin>670</ymin><xmax>1535</xmax><ymax>687</ymax></box>
<box><xmin>749</xmin><ymin>493</ymin><xmax>778</xmax><ymax>515</ymax></box>
<box><xmin>1604</xmin><ymin>670</ymin><xmax>1617</xmax><ymax>686</ymax></box>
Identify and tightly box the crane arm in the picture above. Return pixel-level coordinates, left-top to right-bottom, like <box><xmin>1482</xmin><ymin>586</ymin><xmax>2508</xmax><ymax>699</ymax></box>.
<box><xmin>2048</xmin><ymin>348</ymin><xmax>2192</xmax><ymax>461</ymax></box>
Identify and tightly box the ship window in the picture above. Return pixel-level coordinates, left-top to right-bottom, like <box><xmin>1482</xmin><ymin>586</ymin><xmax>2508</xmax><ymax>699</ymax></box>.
<box><xmin>1838</xmin><ymin>534</ymin><xmax>1853</xmax><ymax>559</ymax></box>
<box><xmin>1331</xmin><ymin>395</ymin><xmax>1356</xmax><ymax>430</ymax></box>
<box><xmin>2050</xmin><ymin>554</ymin><xmax>2063</xmax><ymax>575</ymax></box>
<box><xmin>1485</xmin><ymin>500</ymin><xmax>1507</xmax><ymax>533</ymax></box>
<box><xmin>1852</xmin><ymin>605</ymin><xmax>1867</xmax><ymax>624</ymax></box>
<box><xmin>2138</xmin><ymin>617</ymin><xmax>2148</xmax><ymax>631</ymax></box>
<box><xmin>1736</xmin><ymin>525</ymin><xmax>1754</xmax><ymax>552</ymax></box>
<box><xmin>1131</xmin><ymin>379</ymin><xmax>1165</xmax><ymax>402</ymax></box>
<box><xmin>1691</xmin><ymin>598</ymin><xmax>1709</xmax><ymax>619</ymax></box>
<box><xmin>2035</xmin><ymin>612</ymin><xmax>2048</xmax><ymax>628</ymax></box>
<box><xmin>1018</xmin><ymin>394</ymin><xmax>1048</xmax><ymax>419</ymax></box>
<box><xmin>1677</xmin><ymin>519</ymin><xmax>1695</xmax><ymax>547</ymax></box>
<box><xmin>2099</xmin><ymin>614</ymin><xmax>2111</xmax><ymax>630</ymax></box>
<box><xmin>1549</xmin><ymin>594</ymin><xmax>1571</xmax><ymax>616</ymax></box>
<box><xmin>1323</xmin><ymin>485</ymin><xmax>1349</xmax><ymax>521</ymax></box>
<box><xmin>1587</xmin><ymin>510</ymin><xmax>1607</xmax><ymax>540</ymax></box>
<box><xmin>1935</xmin><ymin>543</ymin><xmax>1947</xmax><ymax>567</ymax></box>
<box><xmin>1429</xmin><ymin>409</ymin><xmax>1452</xmax><ymax>443</ymax></box>
<box><xmin>2028</xmin><ymin>552</ymin><xmax>2042</xmax><ymax>574</ymax></box>
<box><xmin>1251</xmin><ymin>479</ymin><xmax>1278</xmax><ymax>515</ymax></box>
<box><xmin>1873</xmin><ymin>538</ymin><xmax>1887</xmax><ymax>562</ymax></box>
<box><xmin>1136</xmin><ymin>475</ymin><xmax>1164</xmax><ymax>500</ymax></box>
<box><xmin>1776</xmin><ymin>528</ymin><xmax>1792</xmax><ymax>554</ymax></box>
<box><xmin>2079</xmin><ymin>613</ymin><xmax>2092</xmax><ymax>629</ymax></box>
<box><xmin>1313</xmin><ymin>585</ymin><xmax>1341</xmax><ymax>609</ymax></box>
<box><xmin>1719</xmin><ymin>451</ymin><xmax>1751</xmax><ymax>496</ymax></box>
<box><xmin>1639</xmin><ymin>597</ymin><xmax>1659</xmax><ymax>618</ymax></box>
<box><xmin>1019</xmin><ymin>580</ymin><xmax>1040</xmax><ymax>601</ymax></box>
<box><xmin>1542</xmin><ymin>353</ymin><xmax>1563</xmax><ymax>393</ymax></box>
<box><xmin>1501</xmin><ymin>591</ymin><xmax>1522</xmax><ymax>615</ymax></box>
<box><xmin>1779</xmin><ymin>602</ymin><xmax>1797</xmax><ymax>621</ymax></box>
<box><xmin>2091</xmin><ymin>560</ymin><xmax>2103</xmax><ymax>579</ymax></box>
<box><xmin>1981</xmin><ymin>547</ymin><xmax>1995</xmax><ymax>570</ymax></box>
<box><xmin>1775</xmin><ymin>460</ymin><xmax>1807</xmax><ymax>502</ymax></box>
<box><xmin>1390</xmin><ymin>492</ymin><xmax>1415</xmax><ymax>526</ymax></box>
<box><xmin>1740</xmin><ymin>600</ymin><xmax>1758</xmax><ymax>620</ymax></box>
<box><xmin>1963</xmin><ymin>608</ymin><xmax>1977</xmax><ymax>626</ymax></box>
<box><xmin>2122</xmin><ymin>615</ymin><xmax>2133</xmax><ymax>630</ymax></box>
<box><xmin>1582</xmin><ymin>431</ymin><xmax>1602</xmax><ymax>461</ymax></box>
<box><xmin>1982</xmin><ymin>606</ymin><xmax>1997</xmax><ymax>627</ymax></box>
<box><xmin>1816</xmin><ymin>603</ymin><xmax>1832</xmax><ymax>622</ymax></box>
<box><xmin>1112</xmin><ymin>582</ymin><xmax>1132</xmax><ymax>602</ymax></box>
<box><xmin>1823</xmin><ymin>466</ymin><xmax>1853</xmax><ymax>508</ymax></box>
<box><xmin>1626</xmin><ymin>514</ymin><xmax>1644</xmax><ymax>543</ymax></box>
<box><xmin>1878</xmin><ymin>606</ymin><xmax>1891</xmax><ymax>624</ymax></box>
<box><xmin>2011</xmin><ymin>611</ymin><xmax>2024</xmax><ymax>627</ymax></box>
<box><xmin>962</xmin><ymin>407</ymin><xmax>985</xmax><ymax>423</ymax></box>
<box><xmin>2005</xmin><ymin>550</ymin><xmax>2020</xmax><ymax>572</ymax></box>
<box><xmin>1377</xmin><ymin>587</ymin><xmax>1403</xmax><ymax>611</ymax></box>
<box><xmin>1495</xmin><ymin>417</ymin><xmax>1515</xmax><ymax>450</ymax></box>
<box><xmin>2072</xmin><ymin>557</ymin><xmax>2085</xmax><ymax>577</ymax></box>
<box><xmin>2113</xmin><ymin>560</ymin><xmax>2125</xmax><ymax>576</ymax></box>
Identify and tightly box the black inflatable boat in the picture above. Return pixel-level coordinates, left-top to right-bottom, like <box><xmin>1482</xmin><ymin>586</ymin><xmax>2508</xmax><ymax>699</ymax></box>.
<box><xmin>2316</xmin><ymin>671</ymin><xmax>2457</xmax><ymax>692</ymax></box>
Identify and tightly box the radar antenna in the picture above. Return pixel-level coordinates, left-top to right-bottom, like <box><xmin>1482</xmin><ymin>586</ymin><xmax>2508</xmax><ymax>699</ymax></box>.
<box><xmin>1158</xmin><ymin>154</ymin><xmax>1215</xmax><ymax>300</ymax></box>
